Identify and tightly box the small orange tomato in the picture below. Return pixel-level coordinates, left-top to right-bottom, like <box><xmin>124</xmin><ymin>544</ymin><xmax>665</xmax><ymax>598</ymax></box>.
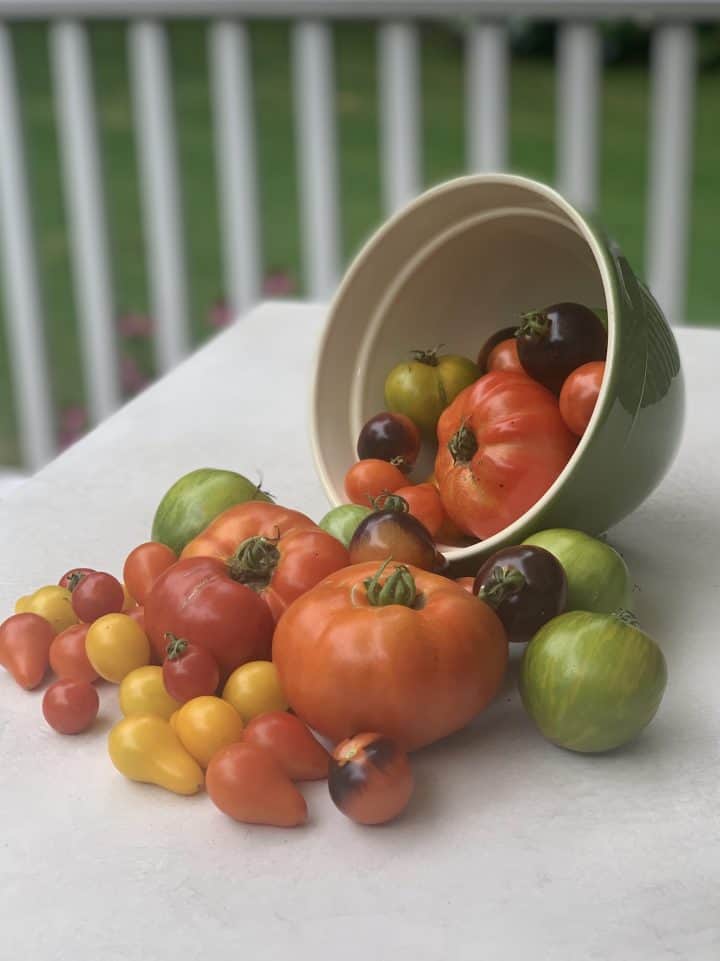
<box><xmin>0</xmin><ymin>613</ymin><xmax>54</xmax><ymax>690</ymax></box>
<box><xmin>344</xmin><ymin>459</ymin><xmax>406</xmax><ymax>507</ymax></box>
<box><xmin>206</xmin><ymin>742</ymin><xmax>308</xmax><ymax>827</ymax></box>
<box><xmin>42</xmin><ymin>679</ymin><xmax>99</xmax><ymax>734</ymax></box>
<box><xmin>329</xmin><ymin>733</ymin><xmax>414</xmax><ymax>825</ymax></box>
<box><xmin>49</xmin><ymin>623</ymin><xmax>98</xmax><ymax>683</ymax></box>
<box><xmin>243</xmin><ymin>712</ymin><xmax>330</xmax><ymax>781</ymax></box>
<box><xmin>123</xmin><ymin>542</ymin><xmax>177</xmax><ymax>606</ymax></box>
<box><xmin>487</xmin><ymin>338</ymin><xmax>524</xmax><ymax>374</ymax></box>
<box><xmin>393</xmin><ymin>483</ymin><xmax>445</xmax><ymax>538</ymax></box>
<box><xmin>559</xmin><ymin>360</ymin><xmax>605</xmax><ymax>437</ymax></box>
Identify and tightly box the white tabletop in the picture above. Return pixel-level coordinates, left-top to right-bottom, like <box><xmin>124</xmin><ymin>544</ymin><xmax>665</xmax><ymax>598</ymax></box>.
<box><xmin>1</xmin><ymin>302</ymin><xmax>719</xmax><ymax>961</ymax></box>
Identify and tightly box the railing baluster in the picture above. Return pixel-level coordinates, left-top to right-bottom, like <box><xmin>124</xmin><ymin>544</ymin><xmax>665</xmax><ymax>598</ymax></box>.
<box><xmin>50</xmin><ymin>19</ymin><xmax>120</xmax><ymax>422</ymax></box>
<box><xmin>466</xmin><ymin>22</ymin><xmax>508</xmax><ymax>171</ymax></box>
<box><xmin>556</xmin><ymin>22</ymin><xmax>602</xmax><ymax>212</ymax></box>
<box><xmin>292</xmin><ymin>20</ymin><xmax>340</xmax><ymax>300</ymax></box>
<box><xmin>128</xmin><ymin>19</ymin><xmax>189</xmax><ymax>370</ymax></box>
<box><xmin>646</xmin><ymin>23</ymin><xmax>697</xmax><ymax>325</ymax></box>
<box><xmin>0</xmin><ymin>22</ymin><xmax>55</xmax><ymax>470</ymax></box>
<box><xmin>209</xmin><ymin>20</ymin><xmax>261</xmax><ymax>314</ymax></box>
<box><xmin>378</xmin><ymin>21</ymin><xmax>420</xmax><ymax>214</ymax></box>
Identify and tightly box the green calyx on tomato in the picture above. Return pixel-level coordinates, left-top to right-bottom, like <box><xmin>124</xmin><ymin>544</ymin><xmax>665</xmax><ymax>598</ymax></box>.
<box><xmin>371</xmin><ymin>492</ymin><xmax>409</xmax><ymax>514</ymax></box>
<box><xmin>227</xmin><ymin>534</ymin><xmax>281</xmax><ymax>590</ymax></box>
<box><xmin>448</xmin><ymin>424</ymin><xmax>478</xmax><ymax>464</ymax></box>
<box><xmin>363</xmin><ymin>560</ymin><xmax>417</xmax><ymax>608</ymax></box>
<box><xmin>476</xmin><ymin>565</ymin><xmax>526</xmax><ymax>609</ymax></box>
<box><xmin>516</xmin><ymin>310</ymin><xmax>551</xmax><ymax>339</ymax></box>
<box><xmin>164</xmin><ymin>633</ymin><xmax>189</xmax><ymax>660</ymax></box>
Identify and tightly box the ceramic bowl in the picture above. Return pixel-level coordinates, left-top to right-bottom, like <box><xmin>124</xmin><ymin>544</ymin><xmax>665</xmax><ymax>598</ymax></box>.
<box><xmin>311</xmin><ymin>174</ymin><xmax>684</xmax><ymax>572</ymax></box>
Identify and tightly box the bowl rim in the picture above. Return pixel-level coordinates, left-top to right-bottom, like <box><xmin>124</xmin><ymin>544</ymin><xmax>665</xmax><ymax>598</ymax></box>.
<box><xmin>310</xmin><ymin>172</ymin><xmax>618</xmax><ymax>562</ymax></box>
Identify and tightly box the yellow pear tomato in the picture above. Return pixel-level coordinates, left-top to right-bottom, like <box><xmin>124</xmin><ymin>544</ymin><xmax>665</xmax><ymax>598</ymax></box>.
<box><xmin>108</xmin><ymin>715</ymin><xmax>203</xmax><ymax>795</ymax></box>
<box><xmin>119</xmin><ymin>666</ymin><xmax>180</xmax><ymax>720</ymax></box>
<box><xmin>19</xmin><ymin>586</ymin><xmax>78</xmax><ymax>635</ymax></box>
<box><xmin>222</xmin><ymin>660</ymin><xmax>288</xmax><ymax>723</ymax></box>
<box><xmin>86</xmin><ymin>613</ymin><xmax>150</xmax><ymax>683</ymax></box>
<box><xmin>175</xmin><ymin>696</ymin><xmax>244</xmax><ymax>768</ymax></box>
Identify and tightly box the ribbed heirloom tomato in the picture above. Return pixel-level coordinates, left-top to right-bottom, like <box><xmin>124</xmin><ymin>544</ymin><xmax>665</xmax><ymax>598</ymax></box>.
<box><xmin>273</xmin><ymin>560</ymin><xmax>508</xmax><ymax>751</ymax></box>
<box><xmin>435</xmin><ymin>371</ymin><xmax>576</xmax><ymax>539</ymax></box>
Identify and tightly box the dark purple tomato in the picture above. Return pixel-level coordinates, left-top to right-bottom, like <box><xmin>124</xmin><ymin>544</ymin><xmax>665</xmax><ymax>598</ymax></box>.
<box><xmin>356</xmin><ymin>412</ymin><xmax>421</xmax><ymax>469</ymax></box>
<box><xmin>329</xmin><ymin>732</ymin><xmax>414</xmax><ymax>825</ymax></box>
<box><xmin>348</xmin><ymin>500</ymin><xmax>443</xmax><ymax>572</ymax></box>
<box><xmin>516</xmin><ymin>302</ymin><xmax>607</xmax><ymax>394</ymax></box>
<box><xmin>477</xmin><ymin>325</ymin><xmax>519</xmax><ymax>374</ymax></box>
<box><xmin>473</xmin><ymin>545</ymin><xmax>567</xmax><ymax>644</ymax></box>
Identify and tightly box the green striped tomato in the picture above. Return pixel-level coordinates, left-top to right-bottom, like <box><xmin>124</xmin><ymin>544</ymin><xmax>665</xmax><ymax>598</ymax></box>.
<box><xmin>519</xmin><ymin>611</ymin><xmax>667</xmax><ymax>753</ymax></box>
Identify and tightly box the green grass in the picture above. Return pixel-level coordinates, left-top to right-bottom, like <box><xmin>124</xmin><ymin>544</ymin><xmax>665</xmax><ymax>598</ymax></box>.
<box><xmin>1</xmin><ymin>20</ymin><xmax>719</xmax><ymax>466</ymax></box>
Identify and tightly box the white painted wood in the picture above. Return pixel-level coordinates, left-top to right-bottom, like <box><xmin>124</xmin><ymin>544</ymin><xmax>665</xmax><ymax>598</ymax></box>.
<box><xmin>556</xmin><ymin>21</ymin><xmax>602</xmax><ymax>212</ymax></box>
<box><xmin>2</xmin><ymin>2</ymin><xmax>720</xmax><ymax>20</ymax></box>
<box><xmin>209</xmin><ymin>20</ymin><xmax>261</xmax><ymax>313</ymax></box>
<box><xmin>128</xmin><ymin>19</ymin><xmax>189</xmax><ymax>370</ymax></box>
<box><xmin>646</xmin><ymin>23</ymin><xmax>697</xmax><ymax>325</ymax></box>
<box><xmin>378</xmin><ymin>20</ymin><xmax>421</xmax><ymax>214</ymax></box>
<box><xmin>292</xmin><ymin>20</ymin><xmax>340</xmax><ymax>299</ymax></box>
<box><xmin>50</xmin><ymin>20</ymin><xmax>121</xmax><ymax>422</ymax></box>
<box><xmin>0</xmin><ymin>23</ymin><xmax>55</xmax><ymax>469</ymax></box>
<box><xmin>466</xmin><ymin>21</ymin><xmax>509</xmax><ymax>171</ymax></box>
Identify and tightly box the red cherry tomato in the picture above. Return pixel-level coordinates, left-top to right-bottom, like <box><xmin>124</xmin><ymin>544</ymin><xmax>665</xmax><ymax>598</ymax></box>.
<box><xmin>393</xmin><ymin>483</ymin><xmax>445</xmax><ymax>538</ymax></box>
<box><xmin>71</xmin><ymin>572</ymin><xmax>125</xmax><ymax>622</ymax></box>
<box><xmin>123</xmin><ymin>542</ymin><xmax>177</xmax><ymax>606</ymax></box>
<box><xmin>344</xmin><ymin>459</ymin><xmax>406</xmax><ymax>507</ymax></box>
<box><xmin>42</xmin><ymin>679</ymin><xmax>99</xmax><ymax>734</ymax></box>
<box><xmin>162</xmin><ymin>634</ymin><xmax>220</xmax><ymax>704</ymax></box>
<box><xmin>242</xmin><ymin>711</ymin><xmax>330</xmax><ymax>781</ymax></box>
<box><xmin>49</xmin><ymin>623</ymin><xmax>98</xmax><ymax>683</ymax></box>
<box><xmin>487</xmin><ymin>338</ymin><xmax>524</xmax><ymax>374</ymax></box>
<box><xmin>328</xmin><ymin>732</ymin><xmax>414</xmax><ymax>825</ymax></box>
<box><xmin>58</xmin><ymin>567</ymin><xmax>95</xmax><ymax>591</ymax></box>
<box><xmin>559</xmin><ymin>360</ymin><xmax>605</xmax><ymax>436</ymax></box>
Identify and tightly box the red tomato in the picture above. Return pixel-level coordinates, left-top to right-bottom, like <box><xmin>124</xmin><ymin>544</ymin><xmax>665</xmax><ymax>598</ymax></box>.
<box><xmin>206</xmin><ymin>742</ymin><xmax>308</xmax><ymax>827</ymax></box>
<box><xmin>329</xmin><ymin>732</ymin><xmax>414</xmax><ymax>825</ymax></box>
<box><xmin>42</xmin><ymin>679</ymin><xmax>99</xmax><ymax>734</ymax></box>
<box><xmin>392</xmin><ymin>483</ymin><xmax>445</xmax><ymax>538</ymax></box>
<box><xmin>455</xmin><ymin>576</ymin><xmax>475</xmax><ymax>593</ymax></box>
<box><xmin>49</xmin><ymin>623</ymin><xmax>98</xmax><ymax>683</ymax></box>
<box><xmin>145</xmin><ymin>557</ymin><xmax>275</xmax><ymax>682</ymax></box>
<box><xmin>344</xmin><ymin>459</ymin><xmax>406</xmax><ymax>506</ymax></box>
<box><xmin>58</xmin><ymin>567</ymin><xmax>95</xmax><ymax>591</ymax></box>
<box><xmin>123</xmin><ymin>542</ymin><xmax>177</xmax><ymax>605</ymax></box>
<box><xmin>71</xmin><ymin>572</ymin><xmax>125</xmax><ymax>622</ymax></box>
<box><xmin>243</xmin><ymin>712</ymin><xmax>330</xmax><ymax>781</ymax></box>
<box><xmin>559</xmin><ymin>360</ymin><xmax>605</xmax><ymax>437</ymax></box>
<box><xmin>181</xmin><ymin>502</ymin><xmax>349</xmax><ymax>623</ymax></box>
<box><xmin>487</xmin><ymin>338</ymin><xmax>524</xmax><ymax>374</ymax></box>
<box><xmin>435</xmin><ymin>371</ymin><xmax>576</xmax><ymax>539</ymax></box>
<box><xmin>162</xmin><ymin>635</ymin><xmax>220</xmax><ymax>703</ymax></box>
<box><xmin>0</xmin><ymin>613</ymin><xmax>54</xmax><ymax>690</ymax></box>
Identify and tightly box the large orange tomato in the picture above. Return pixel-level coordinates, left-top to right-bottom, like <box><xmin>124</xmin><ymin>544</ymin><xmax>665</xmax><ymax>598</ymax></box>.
<box><xmin>435</xmin><ymin>371</ymin><xmax>576</xmax><ymax>539</ymax></box>
<box><xmin>273</xmin><ymin>561</ymin><xmax>508</xmax><ymax>751</ymax></box>
<box><xmin>181</xmin><ymin>502</ymin><xmax>349</xmax><ymax>622</ymax></box>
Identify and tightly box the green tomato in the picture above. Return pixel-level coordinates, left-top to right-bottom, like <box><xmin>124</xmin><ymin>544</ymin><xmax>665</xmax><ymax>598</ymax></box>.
<box><xmin>520</xmin><ymin>611</ymin><xmax>667</xmax><ymax>753</ymax></box>
<box><xmin>384</xmin><ymin>349</ymin><xmax>480</xmax><ymax>437</ymax></box>
<box><xmin>319</xmin><ymin>504</ymin><xmax>372</xmax><ymax>549</ymax></box>
<box><xmin>152</xmin><ymin>468</ymin><xmax>272</xmax><ymax>555</ymax></box>
<box><xmin>523</xmin><ymin>528</ymin><xmax>631</xmax><ymax>614</ymax></box>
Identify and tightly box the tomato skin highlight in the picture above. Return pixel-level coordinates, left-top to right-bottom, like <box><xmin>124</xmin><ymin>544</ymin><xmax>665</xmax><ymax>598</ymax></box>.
<box><xmin>487</xmin><ymin>338</ymin><xmax>524</xmax><ymax>374</ymax></box>
<box><xmin>559</xmin><ymin>361</ymin><xmax>605</xmax><ymax>436</ymax></box>
<box><xmin>43</xmin><ymin>679</ymin><xmax>99</xmax><ymax>734</ymax></box>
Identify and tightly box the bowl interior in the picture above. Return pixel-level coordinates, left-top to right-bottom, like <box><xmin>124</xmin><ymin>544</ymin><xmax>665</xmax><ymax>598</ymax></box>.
<box><xmin>313</xmin><ymin>178</ymin><xmax>610</xmax><ymax>560</ymax></box>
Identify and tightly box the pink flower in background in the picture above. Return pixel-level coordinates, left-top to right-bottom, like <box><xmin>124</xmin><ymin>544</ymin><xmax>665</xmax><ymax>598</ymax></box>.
<box><xmin>263</xmin><ymin>270</ymin><xmax>296</xmax><ymax>297</ymax></box>
<box><xmin>121</xmin><ymin>355</ymin><xmax>150</xmax><ymax>397</ymax></box>
<box><xmin>207</xmin><ymin>299</ymin><xmax>233</xmax><ymax>329</ymax></box>
<box><xmin>118</xmin><ymin>312</ymin><xmax>153</xmax><ymax>339</ymax></box>
<box><xmin>58</xmin><ymin>405</ymin><xmax>88</xmax><ymax>450</ymax></box>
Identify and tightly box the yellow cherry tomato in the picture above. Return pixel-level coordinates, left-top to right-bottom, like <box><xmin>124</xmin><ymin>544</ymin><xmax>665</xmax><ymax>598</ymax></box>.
<box><xmin>122</xmin><ymin>583</ymin><xmax>137</xmax><ymax>612</ymax></box>
<box><xmin>169</xmin><ymin>710</ymin><xmax>180</xmax><ymax>735</ymax></box>
<box><xmin>108</xmin><ymin>714</ymin><xmax>203</xmax><ymax>796</ymax></box>
<box><xmin>119</xmin><ymin>666</ymin><xmax>180</xmax><ymax>720</ymax></box>
<box><xmin>14</xmin><ymin>594</ymin><xmax>33</xmax><ymax>614</ymax></box>
<box><xmin>175</xmin><ymin>696</ymin><xmax>244</xmax><ymax>768</ymax></box>
<box><xmin>222</xmin><ymin>660</ymin><xmax>288</xmax><ymax>723</ymax></box>
<box><xmin>86</xmin><ymin>613</ymin><xmax>150</xmax><ymax>683</ymax></box>
<box><xmin>21</xmin><ymin>585</ymin><xmax>78</xmax><ymax>635</ymax></box>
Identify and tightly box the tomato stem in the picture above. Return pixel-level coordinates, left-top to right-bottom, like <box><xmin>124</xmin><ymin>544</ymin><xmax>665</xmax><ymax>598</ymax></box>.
<box><xmin>409</xmin><ymin>344</ymin><xmax>445</xmax><ymax>367</ymax></box>
<box><xmin>448</xmin><ymin>424</ymin><xmax>478</xmax><ymax>464</ymax></box>
<box><xmin>66</xmin><ymin>570</ymin><xmax>87</xmax><ymax>592</ymax></box>
<box><xmin>364</xmin><ymin>559</ymin><xmax>417</xmax><ymax>608</ymax></box>
<box><xmin>371</xmin><ymin>492</ymin><xmax>409</xmax><ymax>514</ymax></box>
<box><xmin>612</xmin><ymin>608</ymin><xmax>639</xmax><ymax>627</ymax></box>
<box><xmin>517</xmin><ymin>310</ymin><xmax>550</xmax><ymax>339</ymax></box>
<box><xmin>476</xmin><ymin>565</ymin><xmax>526</xmax><ymax>609</ymax></box>
<box><xmin>228</xmin><ymin>534</ymin><xmax>281</xmax><ymax>590</ymax></box>
<box><xmin>165</xmin><ymin>633</ymin><xmax>188</xmax><ymax>660</ymax></box>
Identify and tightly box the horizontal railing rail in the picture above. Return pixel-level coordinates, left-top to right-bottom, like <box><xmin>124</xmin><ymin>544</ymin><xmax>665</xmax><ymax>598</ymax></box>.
<box><xmin>0</xmin><ymin>4</ymin><xmax>715</xmax><ymax>472</ymax></box>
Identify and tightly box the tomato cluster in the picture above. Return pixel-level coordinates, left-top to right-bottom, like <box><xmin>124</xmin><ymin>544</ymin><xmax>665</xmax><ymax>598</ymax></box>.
<box><xmin>342</xmin><ymin>302</ymin><xmax>607</xmax><ymax>547</ymax></box>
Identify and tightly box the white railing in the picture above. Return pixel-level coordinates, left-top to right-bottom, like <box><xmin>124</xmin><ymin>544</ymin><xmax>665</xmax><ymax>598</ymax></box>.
<box><xmin>0</xmin><ymin>1</ymin><xmax>717</xmax><ymax>471</ymax></box>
